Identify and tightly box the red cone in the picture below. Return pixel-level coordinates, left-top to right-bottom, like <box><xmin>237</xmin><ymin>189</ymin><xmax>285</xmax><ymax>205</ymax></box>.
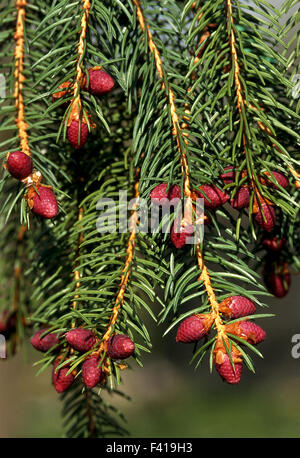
<box><xmin>6</xmin><ymin>151</ymin><xmax>33</xmax><ymax>180</ymax></box>
<box><xmin>254</xmin><ymin>203</ymin><xmax>276</xmax><ymax>232</ymax></box>
<box><xmin>66</xmin><ymin>328</ymin><xmax>97</xmax><ymax>352</ymax></box>
<box><xmin>150</xmin><ymin>183</ymin><xmax>181</xmax><ymax>207</ymax></box>
<box><xmin>262</xmin><ymin>236</ymin><xmax>285</xmax><ymax>252</ymax></box>
<box><xmin>0</xmin><ymin>310</ymin><xmax>16</xmax><ymax>338</ymax></box>
<box><xmin>219</xmin><ymin>296</ymin><xmax>256</xmax><ymax>319</ymax></box>
<box><xmin>264</xmin><ymin>261</ymin><xmax>291</xmax><ymax>298</ymax></box>
<box><xmin>67</xmin><ymin>120</ymin><xmax>89</xmax><ymax>149</ymax></box>
<box><xmin>31</xmin><ymin>328</ymin><xmax>59</xmax><ymax>352</ymax></box>
<box><xmin>230</xmin><ymin>187</ymin><xmax>250</xmax><ymax>209</ymax></box>
<box><xmin>107</xmin><ymin>334</ymin><xmax>135</xmax><ymax>360</ymax></box>
<box><xmin>31</xmin><ymin>186</ymin><xmax>58</xmax><ymax>219</ymax></box>
<box><xmin>225</xmin><ymin>321</ymin><xmax>266</xmax><ymax>345</ymax></box>
<box><xmin>85</xmin><ymin>68</ymin><xmax>114</xmax><ymax>96</ymax></box>
<box><xmin>263</xmin><ymin>171</ymin><xmax>289</xmax><ymax>189</ymax></box>
<box><xmin>170</xmin><ymin>219</ymin><xmax>194</xmax><ymax>248</ymax></box>
<box><xmin>52</xmin><ymin>360</ymin><xmax>75</xmax><ymax>393</ymax></box>
<box><xmin>214</xmin><ymin>353</ymin><xmax>243</xmax><ymax>384</ymax></box>
<box><xmin>82</xmin><ymin>356</ymin><xmax>104</xmax><ymax>388</ymax></box>
<box><xmin>197</xmin><ymin>185</ymin><xmax>229</xmax><ymax>208</ymax></box>
<box><xmin>220</xmin><ymin>166</ymin><xmax>236</xmax><ymax>184</ymax></box>
<box><xmin>176</xmin><ymin>314</ymin><xmax>213</xmax><ymax>343</ymax></box>
<box><xmin>239</xmin><ymin>321</ymin><xmax>266</xmax><ymax>345</ymax></box>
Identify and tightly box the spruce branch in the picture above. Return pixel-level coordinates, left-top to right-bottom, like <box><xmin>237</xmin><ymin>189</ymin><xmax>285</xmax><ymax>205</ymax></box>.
<box><xmin>71</xmin><ymin>206</ymin><xmax>84</xmax><ymax>330</ymax></box>
<box><xmin>0</xmin><ymin>0</ymin><xmax>60</xmax><ymax>222</ymax></box>
<box><xmin>63</xmin><ymin>0</ymin><xmax>91</xmax><ymax>136</ymax></box>
<box><xmin>187</xmin><ymin>1</ymin><xmax>299</xmax><ymax>219</ymax></box>
<box><xmin>100</xmin><ymin>179</ymin><xmax>140</xmax><ymax>346</ymax></box>
<box><xmin>0</xmin><ymin>0</ymin><xmax>299</xmax><ymax>437</ymax></box>
<box><xmin>132</xmin><ymin>0</ymin><xmax>193</xmax><ymax>199</ymax></box>
<box><xmin>133</xmin><ymin>0</ymin><xmax>245</xmax><ymax>371</ymax></box>
<box><xmin>73</xmin><ymin>0</ymin><xmax>91</xmax><ymax>102</ymax></box>
<box><xmin>14</xmin><ymin>0</ymin><xmax>30</xmax><ymax>155</ymax></box>
<box><xmin>179</xmin><ymin>3</ymin><xmax>239</xmax><ymax>354</ymax></box>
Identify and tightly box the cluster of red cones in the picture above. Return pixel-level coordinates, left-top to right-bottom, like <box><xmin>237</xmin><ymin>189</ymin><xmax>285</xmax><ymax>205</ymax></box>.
<box><xmin>31</xmin><ymin>327</ymin><xmax>135</xmax><ymax>392</ymax></box>
<box><xmin>150</xmin><ymin>167</ymin><xmax>289</xmax><ymax>249</ymax></box>
<box><xmin>176</xmin><ymin>295</ymin><xmax>266</xmax><ymax>384</ymax></box>
<box><xmin>4</xmin><ymin>150</ymin><xmax>58</xmax><ymax>219</ymax></box>
<box><xmin>53</xmin><ymin>68</ymin><xmax>115</xmax><ymax>150</ymax></box>
<box><xmin>220</xmin><ymin>166</ymin><xmax>289</xmax><ymax>232</ymax></box>
<box><xmin>4</xmin><ymin>70</ymin><xmax>115</xmax><ymax>217</ymax></box>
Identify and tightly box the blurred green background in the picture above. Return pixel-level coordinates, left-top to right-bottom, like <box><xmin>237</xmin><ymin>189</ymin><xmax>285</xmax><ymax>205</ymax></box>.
<box><xmin>0</xmin><ymin>280</ymin><xmax>299</xmax><ymax>438</ymax></box>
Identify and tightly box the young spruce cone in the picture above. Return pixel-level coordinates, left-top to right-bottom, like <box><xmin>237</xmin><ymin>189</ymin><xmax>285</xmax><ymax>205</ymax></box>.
<box><xmin>176</xmin><ymin>314</ymin><xmax>213</xmax><ymax>343</ymax></box>
<box><xmin>65</xmin><ymin>328</ymin><xmax>97</xmax><ymax>352</ymax></box>
<box><xmin>107</xmin><ymin>334</ymin><xmax>135</xmax><ymax>360</ymax></box>
<box><xmin>31</xmin><ymin>328</ymin><xmax>59</xmax><ymax>352</ymax></box>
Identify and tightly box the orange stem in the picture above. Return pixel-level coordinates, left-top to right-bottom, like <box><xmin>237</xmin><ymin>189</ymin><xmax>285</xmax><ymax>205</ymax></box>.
<box><xmin>133</xmin><ymin>0</ymin><xmax>191</xmax><ymax>201</ymax></box>
<box><xmin>227</xmin><ymin>2</ymin><xmax>299</xmax><ymax>188</ymax></box>
<box><xmin>196</xmin><ymin>246</ymin><xmax>226</xmax><ymax>336</ymax></box>
<box><xmin>227</xmin><ymin>0</ymin><xmax>244</xmax><ymax>115</ymax></box>
<box><xmin>71</xmin><ymin>208</ymin><xmax>84</xmax><ymax>328</ymax></box>
<box><xmin>70</xmin><ymin>0</ymin><xmax>91</xmax><ymax>118</ymax></box>
<box><xmin>14</xmin><ymin>0</ymin><xmax>30</xmax><ymax>156</ymax></box>
<box><xmin>13</xmin><ymin>2</ymin><xmax>57</xmax><ymax>205</ymax></box>
<box><xmin>134</xmin><ymin>1</ymin><xmax>225</xmax><ymax>335</ymax></box>
<box><xmin>101</xmin><ymin>181</ymin><xmax>139</xmax><ymax>344</ymax></box>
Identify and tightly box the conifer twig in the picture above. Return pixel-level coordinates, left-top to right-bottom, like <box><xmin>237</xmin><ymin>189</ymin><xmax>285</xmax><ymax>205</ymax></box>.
<box><xmin>226</xmin><ymin>0</ymin><xmax>271</xmax><ymax>215</ymax></box>
<box><xmin>134</xmin><ymin>0</ymin><xmax>227</xmax><ymax>340</ymax></box>
<box><xmin>101</xmin><ymin>180</ymin><xmax>140</xmax><ymax>346</ymax></box>
<box><xmin>227</xmin><ymin>1</ymin><xmax>299</xmax><ymax>191</ymax></box>
<box><xmin>70</xmin><ymin>0</ymin><xmax>91</xmax><ymax>118</ymax></box>
<box><xmin>14</xmin><ymin>0</ymin><xmax>30</xmax><ymax>156</ymax></box>
<box><xmin>226</xmin><ymin>0</ymin><xmax>251</xmax><ymax>173</ymax></box>
<box><xmin>12</xmin><ymin>1</ymin><xmax>57</xmax><ymax>206</ymax></box>
<box><xmin>133</xmin><ymin>0</ymin><xmax>191</xmax><ymax>201</ymax></box>
<box><xmin>227</xmin><ymin>0</ymin><xmax>245</xmax><ymax>115</ymax></box>
<box><xmin>196</xmin><ymin>246</ymin><xmax>226</xmax><ymax>337</ymax></box>
<box><xmin>71</xmin><ymin>207</ymin><xmax>84</xmax><ymax>328</ymax></box>
<box><xmin>189</xmin><ymin>5</ymin><xmax>226</xmax><ymax>338</ymax></box>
